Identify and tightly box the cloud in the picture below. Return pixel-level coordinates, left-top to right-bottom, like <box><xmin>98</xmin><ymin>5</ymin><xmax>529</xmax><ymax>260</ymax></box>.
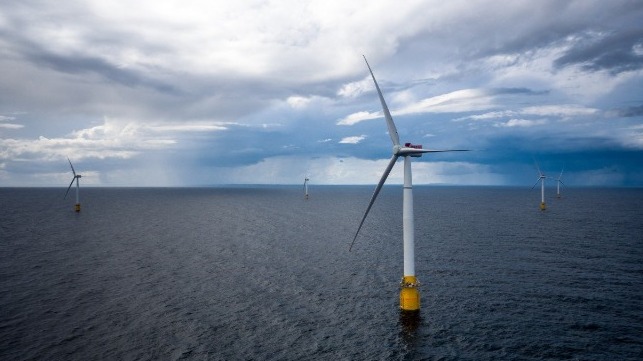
<box><xmin>1</xmin><ymin>0</ymin><xmax>642</xmax><ymax>186</ymax></box>
<box><xmin>456</xmin><ymin>104</ymin><xmax>599</xmax><ymax>122</ymax></box>
<box><xmin>339</xmin><ymin>88</ymin><xmax>500</xmax><ymax>126</ymax></box>
<box><xmin>286</xmin><ymin>96</ymin><xmax>312</xmax><ymax>109</ymax></box>
<box><xmin>337</xmin><ymin>78</ymin><xmax>372</xmax><ymax>98</ymax></box>
<box><xmin>520</xmin><ymin>105</ymin><xmax>599</xmax><ymax>118</ymax></box>
<box><xmin>339</xmin><ymin>135</ymin><xmax>366</xmax><ymax>144</ymax></box>
<box><xmin>0</xmin><ymin>123</ymin><xmax>23</xmax><ymax>129</ymax></box>
<box><xmin>616</xmin><ymin>105</ymin><xmax>643</xmax><ymax>118</ymax></box>
<box><xmin>0</xmin><ymin>115</ymin><xmax>23</xmax><ymax>129</ymax></box>
<box><xmin>554</xmin><ymin>29</ymin><xmax>643</xmax><ymax>74</ymax></box>
<box><xmin>496</xmin><ymin>118</ymin><xmax>548</xmax><ymax>128</ymax></box>
<box><xmin>144</xmin><ymin>124</ymin><xmax>228</xmax><ymax>132</ymax></box>
<box><xmin>455</xmin><ymin>111</ymin><xmax>518</xmax><ymax>121</ymax></box>
<box><xmin>0</xmin><ymin>117</ymin><xmax>231</xmax><ymax>164</ymax></box>
<box><xmin>397</xmin><ymin>89</ymin><xmax>495</xmax><ymax>114</ymax></box>
<box><xmin>337</xmin><ymin>111</ymin><xmax>380</xmax><ymax>125</ymax></box>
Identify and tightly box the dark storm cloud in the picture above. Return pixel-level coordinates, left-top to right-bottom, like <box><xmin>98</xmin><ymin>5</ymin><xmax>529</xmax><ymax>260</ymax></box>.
<box><xmin>554</xmin><ymin>28</ymin><xmax>643</xmax><ymax>74</ymax></box>
<box><xmin>617</xmin><ymin>104</ymin><xmax>643</xmax><ymax>118</ymax></box>
<box><xmin>0</xmin><ymin>26</ymin><xmax>182</xmax><ymax>95</ymax></box>
<box><xmin>29</xmin><ymin>51</ymin><xmax>180</xmax><ymax>95</ymax></box>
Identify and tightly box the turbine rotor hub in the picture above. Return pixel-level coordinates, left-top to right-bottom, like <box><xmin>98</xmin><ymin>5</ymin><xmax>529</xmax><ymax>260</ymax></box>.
<box><xmin>392</xmin><ymin>144</ymin><xmax>401</xmax><ymax>155</ymax></box>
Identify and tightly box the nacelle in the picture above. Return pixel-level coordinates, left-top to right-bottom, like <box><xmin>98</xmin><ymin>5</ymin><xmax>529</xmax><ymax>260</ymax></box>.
<box><xmin>405</xmin><ymin>143</ymin><xmax>423</xmax><ymax>157</ymax></box>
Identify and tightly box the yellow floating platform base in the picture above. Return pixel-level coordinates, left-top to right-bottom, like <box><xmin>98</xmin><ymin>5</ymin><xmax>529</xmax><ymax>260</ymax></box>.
<box><xmin>75</xmin><ymin>203</ymin><xmax>81</xmax><ymax>212</ymax></box>
<box><xmin>539</xmin><ymin>202</ymin><xmax>546</xmax><ymax>211</ymax></box>
<box><xmin>400</xmin><ymin>276</ymin><xmax>420</xmax><ymax>312</ymax></box>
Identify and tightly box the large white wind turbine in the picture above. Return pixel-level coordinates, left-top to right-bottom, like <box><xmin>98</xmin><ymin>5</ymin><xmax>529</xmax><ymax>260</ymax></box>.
<box><xmin>303</xmin><ymin>176</ymin><xmax>310</xmax><ymax>199</ymax></box>
<box><xmin>531</xmin><ymin>162</ymin><xmax>547</xmax><ymax>210</ymax></box>
<box><xmin>64</xmin><ymin>158</ymin><xmax>82</xmax><ymax>212</ymax></box>
<box><xmin>350</xmin><ymin>56</ymin><xmax>469</xmax><ymax>313</ymax></box>
<box><xmin>556</xmin><ymin>166</ymin><xmax>564</xmax><ymax>198</ymax></box>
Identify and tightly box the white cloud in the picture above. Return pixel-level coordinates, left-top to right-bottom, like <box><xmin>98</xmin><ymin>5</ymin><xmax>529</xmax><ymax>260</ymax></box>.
<box><xmin>0</xmin><ymin>117</ymin><xmax>232</xmax><ymax>164</ymax></box>
<box><xmin>456</xmin><ymin>105</ymin><xmax>599</xmax><ymax>123</ymax></box>
<box><xmin>337</xmin><ymin>78</ymin><xmax>372</xmax><ymax>98</ymax></box>
<box><xmin>0</xmin><ymin>123</ymin><xmax>23</xmax><ymax>129</ymax></box>
<box><xmin>145</xmin><ymin>123</ymin><xmax>228</xmax><ymax>132</ymax></box>
<box><xmin>339</xmin><ymin>135</ymin><xmax>366</xmax><ymax>144</ymax></box>
<box><xmin>521</xmin><ymin>105</ymin><xmax>598</xmax><ymax>118</ymax></box>
<box><xmin>0</xmin><ymin>115</ymin><xmax>22</xmax><ymax>129</ymax></box>
<box><xmin>286</xmin><ymin>96</ymin><xmax>312</xmax><ymax>109</ymax></box>
<box><xmin>634</xmin><ymin>43</ymin><xmax>643</xmax><ymax>57</ymax></box>
<box><xmin>337</xmin><ymin>111</ymin><xmax>381</xmax><ymax>125</ymax></box>
<box><xmin>455</xmin><ymin>110</ymin><xmax>518</xmax><ymax>121</ymax></box>
<box><xmin>397</xmin><ymin>89</ymin><xmax>495</xmax><ymax>115</ymax></box>
<box><xmin>497</xmin><ymin>118</ymin><xmax>548</xmax><ymax>127</ymax></box>
<box><xmin>339</xmin><ymin>88</ymin><xmax>498</xmax><ymax>125</ymax></box>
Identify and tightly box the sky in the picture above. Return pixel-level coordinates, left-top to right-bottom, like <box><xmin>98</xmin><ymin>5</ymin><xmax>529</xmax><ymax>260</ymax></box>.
<box><xmin>1</xmin><ymin>0</ymin><xmax>642</xmax><ymax>187</ymax></box>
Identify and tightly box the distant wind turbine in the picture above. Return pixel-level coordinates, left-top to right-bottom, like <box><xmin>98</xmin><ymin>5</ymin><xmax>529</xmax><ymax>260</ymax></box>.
<box><xmin>303</xmin><ymin>176</ymin><xmax>310</xmax><ymax>199</ymax></box>
<box><xmin>350</xmin><ymin>56</ymin><xmax>469</xmax><ymax>313</ymax></box>
<box><xmin>531</xmin><ymin>162</ymin><xmax>547</xmax><ymax>210</ymax></box>
<box><xmin>556</xmin><ymin>166</ymin><xmax>564</xmax><ymax>198</ymax></box>
<box><xmin>64</xmin><ymin>157</ymin><xmax>82</xmax><ymax>212</ymax></box>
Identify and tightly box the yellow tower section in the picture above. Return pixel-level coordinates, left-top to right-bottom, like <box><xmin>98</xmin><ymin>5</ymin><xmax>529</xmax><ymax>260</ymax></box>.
<box><xmin>400</xmin><ymin>276</ymin><xmax>420</xmax><ymax>312</ymax></box>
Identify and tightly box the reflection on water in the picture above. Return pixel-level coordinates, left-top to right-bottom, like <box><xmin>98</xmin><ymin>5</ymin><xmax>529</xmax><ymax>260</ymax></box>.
<box><xmin>399</xmin><ymin>310</ymin><xmax>421</xmax><ymax>333</ymax></box>
<box><xmin>399</xmin><ymin>310</ymin><xmax>422</xmax><ymax>357</ymax></box>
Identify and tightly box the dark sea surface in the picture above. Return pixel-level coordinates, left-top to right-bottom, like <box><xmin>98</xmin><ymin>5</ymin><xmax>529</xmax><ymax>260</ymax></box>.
<box><xmin>1</xmin><ymin>186</ymin><xmax>642</xmax><ymax>360</ymax></box>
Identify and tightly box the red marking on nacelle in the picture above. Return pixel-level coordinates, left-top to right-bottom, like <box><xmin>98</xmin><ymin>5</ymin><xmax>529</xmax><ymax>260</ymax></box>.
<box><xmin>404</xmin><ymin>143</ymin><xmax>423</xmax><ymax>149</ymax></box>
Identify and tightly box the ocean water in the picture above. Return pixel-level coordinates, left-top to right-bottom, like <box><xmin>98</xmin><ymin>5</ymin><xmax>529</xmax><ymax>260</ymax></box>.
<box><xmin>0</xmin><ymin>186</ymin><xmax>642</xmax><ymax>360</ymax></box>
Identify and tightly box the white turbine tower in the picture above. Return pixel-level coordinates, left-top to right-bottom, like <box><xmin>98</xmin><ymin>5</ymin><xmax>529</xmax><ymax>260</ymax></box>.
<box><xmin>350</xmin><ymin>56</ymin><xmax>468</xmax><ymax>313</ymax></box>
<box><xmin>556</xmin><ymin>166</ymin><xmax>564</xmax><ymax>198</ymax></box>
<box><xmin>303</xmin><ymin>176</ymin><xmax>310</xmax><ymax>199</ymax></box>
<box><xmin>532</xmin><ymin>162</ymin><xmax>547</xmax><ymax>210</ymax></box>
<box><xmin>64</xmin><ymin>158</ymin><xmax>82</xmax><ymax>212</ymax></box>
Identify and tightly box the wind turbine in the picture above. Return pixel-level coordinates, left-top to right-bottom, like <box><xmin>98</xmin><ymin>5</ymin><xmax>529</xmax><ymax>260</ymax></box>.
<box><xmin>303</xmin><ymin>176</ymin><xmax>310</xmax><ymax>199</ymax></box>
<box><xmin>531</xmin><ymin>162</ymin><xmax>547</xmax><ymax>210</ymax></box>
<box><xmin>64</xmin><ymin>157</ymin><xmax>82</xmax><ymax>212</ymax></box>
<box><xmin>350</xmin><ymin>56</ymin><xmax>469</xmax><ymax>313</ymax></box>
<box><xmin>556</xmin><ymin>166</ymin><xmax>564</xmax><ymax>198</ymax></box>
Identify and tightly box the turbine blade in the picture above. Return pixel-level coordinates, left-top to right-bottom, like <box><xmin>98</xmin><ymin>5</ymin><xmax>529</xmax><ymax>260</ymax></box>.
<box><xmin>349</xmin><ymin>155</ymin><xmax>399</xmax><ymax>251</ymax></box>
<box><xmin>363</xmin><ymin>56</ymin><xmax>400</xmax><ymax>147</ymax></box>
<box><xmin>64</xmin><ymin>178</ymin><xmax>75</xmax><ymax>199</ymax></box>
<box><xmin>534</xmin><ymin>160</ymin><xmax>542</xmax><ymax>177</ymax></box>
<box><xmin>67</xmin><ymin>157</ymin><xmax>76</xmax><ymax>177</ymax></box>
<box><xmin>531</xmin><ymin>178</ymin><xmax>540</xmax><ymax>190</ymax></box>
<box><xmin>416</xmin><ymin>149</ymin><xmax>471</xmax><ymax>153</ymax></box>
<box><xmin>559</xmin><ymin>167</ymin><xmax>564</xmax><ymax>179</ymax></box>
